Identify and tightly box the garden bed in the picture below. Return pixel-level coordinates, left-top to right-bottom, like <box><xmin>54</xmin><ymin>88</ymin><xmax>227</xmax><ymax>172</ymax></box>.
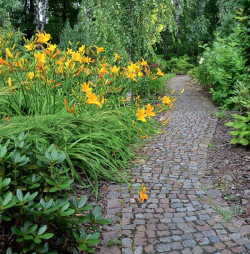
<box><xmin>207</xmin><ymin>112</ymin><xmax>250</xmax><ymax>223</ymax></box>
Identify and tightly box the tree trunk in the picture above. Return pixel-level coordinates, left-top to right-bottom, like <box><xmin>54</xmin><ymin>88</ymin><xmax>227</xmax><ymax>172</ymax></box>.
<box><xmin>173</xmin><ymin>0</ymin><xmax>181</xmax><ymax>56</ymax></box>
<box><xmin>35</xmin><ymin>0</ymin><xmax>49</xmax><ymax>32</ymax></box>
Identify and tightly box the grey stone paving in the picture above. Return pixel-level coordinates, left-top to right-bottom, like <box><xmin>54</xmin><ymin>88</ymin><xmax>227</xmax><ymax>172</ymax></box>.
<box><xmin>99</xmin><ymin>76</ymin><xmax>250</xmax><ymax>254</ymax></box>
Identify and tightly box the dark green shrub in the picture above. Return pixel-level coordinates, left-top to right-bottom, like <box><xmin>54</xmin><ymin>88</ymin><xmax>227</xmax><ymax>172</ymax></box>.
<box><xmin>165</xmin><ymin>55</ymin><xmax>194</xmax><ymax>74</ymax></box>
<box><xmin>0</xmin><ymin>133</ymin><xmax>110</xmax><ymax>253</ymax></box>
<box><xmin>195</xmin><ymin>34</ymin><xmax>246</xmax><ymax>108</ymax></box>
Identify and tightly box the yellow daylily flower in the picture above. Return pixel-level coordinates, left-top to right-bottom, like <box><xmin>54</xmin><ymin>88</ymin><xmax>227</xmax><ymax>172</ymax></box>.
<box><xmin>110</xmin><ymin>65</ymin><xmax>120</xmax><ymax>75</ymax></box>
<box><xmin>27</xmin><ymin>72</ymin><xmax>34</xmax><ymax>80</ymax></box>
<box><xmin>81</xmin><ymin>82</ymin><xmax>92</xmax><ymax>93</ymax></box>
<box><xmin>141</xmin><ymin>58</ymin><xmax>148</xmax><ymax>67</ymax></box>
<box><xmin>128</xmin><ymin>62</ymin><xmax>137</xmax><ymax>73</ymax></box>
<box><xmin>127</xmin><ymin>71</ymin><xmax>137</xmax><ymax>82</ymax></box>
<box><xmin>34</xmin><ymin>51</ymin><xmax>46</xmax><ymax>64</ymax></box>
<box><xmin>162</xmin><ymin>96</ymin><xmax>171</xmax><ymax>105</ymax></box>
<box><xmin>156</xmin><ymin>68</ymin><xmax>164</xmax><ymax>76</ymax></box>
<box><xmin>71</xmin><ymin>51</ymin><xmax>81</xmax><ymax>62</ymax></box>
<box><xmin>95</xmin><ymin>46</ymin><xmax>105</xmax><ymax>54</ymax></box>
<box><xmin>24</xmin><ymin>42</ymin><xmax>36</xmax><ymax>51</ymax></box>
<box><xmin>138</xmin><ymin>71</ymin><xmax>144</xmax><ymax>77</ymax></box>
<box><xmin>136</xmin><ymin>107</ymin><xmax>147</xmax><ymax>122</ymax></box>
<box><xmin>113</xmin><ymin>53</ymin><xmax>121</xmax><ymax>62</ymax></box>
<box><xmin>145</xmin><ymin>104</ymin><xmax>156</xmax><ymax>119</ymax></box>
<box><xmin>82</xmin><ymin>56</ymin><xmax>92</xmax><ymax>64</ymax></box>
<box><xmin>6</xmin><ymin>48</ymin><xmax>13</xmax><ymax>58</ymax></box>
<box><xmin>85</xmin><ymin>92</ymin><xmax>103</xmax><ymax>108</ymax></box>
<box><xmin>47</xmin><ymin>44</ymin><xmax>57</xmax><ymax>53</ymax></box>
<box><xmin>79</xmin><ymin>45</ymin><xmax>86</xmax><ymax>53</ymax></box>
<box><xmin>36</xmin><ymin>31</ymin><xmax>51</xmax><ymax>44</ymax></box>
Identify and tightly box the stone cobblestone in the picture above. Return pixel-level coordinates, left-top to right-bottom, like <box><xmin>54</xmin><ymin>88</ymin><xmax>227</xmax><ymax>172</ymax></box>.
<box><xmin>99</xmin><ymin>76</ymin><xmax>250</xmax><ymax>254</ymax></box>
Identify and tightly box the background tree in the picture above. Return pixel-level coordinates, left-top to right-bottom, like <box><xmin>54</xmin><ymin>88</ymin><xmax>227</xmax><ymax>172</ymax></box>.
<box><xmin>74</xmin><ymin>0</ymin><xmax>175</xmax><ymax>61</ymax></box>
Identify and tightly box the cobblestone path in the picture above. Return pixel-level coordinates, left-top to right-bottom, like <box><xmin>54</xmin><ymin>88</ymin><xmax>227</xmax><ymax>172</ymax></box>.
<box><xmin>99</xmin><ymin>76</ymin><xmax>250</xmax><ymax>254</ymax></box>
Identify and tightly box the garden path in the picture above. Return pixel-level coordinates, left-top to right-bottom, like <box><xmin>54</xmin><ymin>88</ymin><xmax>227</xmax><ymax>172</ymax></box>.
<box><xmin>99</xmin><ymin>75</ymin><xmax>250</xmax><ymax>254</ymax></box>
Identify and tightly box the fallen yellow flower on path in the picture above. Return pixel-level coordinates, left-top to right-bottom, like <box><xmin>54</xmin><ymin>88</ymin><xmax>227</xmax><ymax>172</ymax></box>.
<box><xmin>139</xmin><ymin>186</ymin><xmax>148</xmax><ymax>202</ymax></box>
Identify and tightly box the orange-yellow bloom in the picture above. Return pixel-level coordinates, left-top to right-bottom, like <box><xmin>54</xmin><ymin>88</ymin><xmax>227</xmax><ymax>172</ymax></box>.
<box><xmin>85</xmin><ymin>92</ymin><xmax>103</xmax><ymax>108</ymax></box>
<box><xmin>139</xmin><ymin>187</ymin><xmax>148</xmax><ymax>202</ymax></box>
<box><xmin>95</xmin><ymin>46</ymin><xmax>105</xmax><ymax>54</ymax></box>
<box><xmin>64</xmin><ymin>99</ymin><xmax>71</xmax><ymax>113</ymax></box>
<box><xmin>138</xmin><ymin>71</ymin><xmax>144</xmax><ymax>77</ymax></box>
<box><xmin>81</xmin><ymin>82</ymin><xmax>92</xmax><ymax>93</ymax></box>
<box><xmin>82</xmin><ymin>56</ymin><xmax>92</xmax><ymax>64</ymax></box>
<box><xmin>0</xmin><ymin>58</ymin><xmax>9</xmax><ymax>66</ymax></box>
<box><xmin>79</xmin><ymin>45</ymin><xmax>86</xmax><ymax>53</ymax></box>
<box><xmin>47</xmin><ymin>44</ymin><xmax>57</xmax><ymax>53</ymax></box>
<box><xmin>36</xmin><ymin>31</ymin><xmax>51</xmax><ymax>44</ymax></box>
<box><xmin>127</xmin><ymin>71</ymin><xmax>137</xmax><ymax>82</ymax></box>
<box><xmin>8</xmin><ymin>77</ymin><xmax>12</xmax><ymax>87</ymax></box>
<box><xmin>24</xmin><ymin>42</ymin><xmax>36</xmax><ymax>51</ymax></box>
<box><xmin>71</xmin><ymin>51</ymin><xmax>81</xmax><ymax>62</ymax></box>
<box><xmin>128</xmin><ymin>62</ymin><xmax>137</xmax><ymax>73</ymax></box>
<box><xmin>136</xmin><ymin>108</ymin><xmax>147</xmax><ymax>122</ymax></box>
<box><xmin>141</xmin><ymin>58</ymin><xmax>148</xmax><ymax>67</ymax></box>
<box><xmin>34</xmin><ymin>51</ymin><xmax>46</xmax><ymax>64</ymax></box>
<box><xmin>98</xmin><ymin>66</ymin><xmax>109</xmax><ymax>75</ymax></box>
<box><xmin>110</xmin><ymin>65</ymin><xmax>120</xmax><ymax>75</ymax></box>
<box><xmin>26</xmin><ymin>72</ymin><xmax>34</xmax><ymax>80</ymax></box>
<box><xmin>162</xmin><ymin>96</ymin><xmax>171</xmax><ymax>105</ymax></box>
<box><xmin>6</xmin><ymin>48</ymin><xmax>13</xmax><ymax>58</ymax></box>
<box><xmin>145</xmin><ymin>104</ymin><xmax>156</xmax><ymax>119</ymax></box>
<box><xmin>113</xmin><ymin>53</ymin><xmax>121</xmax><ymax>62</ymax></box>
<box><xmin>156</xmin><ymin>68</ymin><xmax>164</xmax><ymax>76</ymax></box>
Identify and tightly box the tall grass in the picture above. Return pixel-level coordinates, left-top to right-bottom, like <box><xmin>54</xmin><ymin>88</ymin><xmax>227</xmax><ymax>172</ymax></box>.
<box><xmin>0</xmin><ymin>108</ymin><xmax>158</xmax><ymax>194</ymax></box>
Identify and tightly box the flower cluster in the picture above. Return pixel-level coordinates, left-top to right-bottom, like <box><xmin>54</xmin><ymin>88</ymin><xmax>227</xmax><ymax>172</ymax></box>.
<box><xmin>0</xmin><ymin>31</ymin><xmax>168</xmax><ymax>119</ymax></box>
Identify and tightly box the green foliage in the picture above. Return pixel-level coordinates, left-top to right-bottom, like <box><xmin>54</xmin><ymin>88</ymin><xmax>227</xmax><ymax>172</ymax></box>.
<box><xmin>45</xmin><ymin>0</ymin><xmax>81</xmax><ymax>44</ymax></box>
<box><xmin>58</xmin><ymin>19</ymin><xmax>78</xmax><ymax>50</ymax></box>
<box><xmin>0</xmin><ymin>109</ymin><xmax>158</xmax><ymax>193</ymax></box>
<box><xmin>216</xmin><ymin>0</ymin><xmax>239</xmax><ymax>37</ymax></box>
<box><xmin>76</xmin><ymin>0</ymin><xmax>175</xmax><ymax>61</ymax></box>
<box><xmin>149</xmin><ymin>55</ymin><xmax>168</xmax><ymax>70</ymax></box>
<box><xmin>225</xmin><ymin>113</ymin><xmax>250</xmax><ymax>146</ymax></box>
<box><xmin>0</xmin><ymin>15</ymin><xmax>24</xmax><ymax>56</ymax></box>
<box><xmin>165</xmin><ymin>55</ymin><xmax>194</xmax><ymax>74</ymax></box>
<box><xmin>158</xmin><ymin>0</ymin><xmax>219</xmax><ymax>61</ymax></box>
<box><xmin>214</xmin><ymin>204</ymin><xmax>244</xmax><ymax>222</ymax></box>
<box><xmin>194</xmin><ymin>1</ymin><xmax>250</xmax><ymax>107</ymax></box>
<box><xmin>0</xmin><ymin>0</ymin><xmax>21</xmax><ymax>25</ymax></box>
<box><xmin>195</xmin><ymin>34</ymin><xmax>246</xmax><ymax>107</ymax></box>
<box><xmin>0</xmin><ymin>133</ymin><xmax>110</xmax><ymax>253</ymax></box>
<box><xmin>227</xmin><ymin>81</ymin><xmax>250</xmax><ymax>112</ymax></box>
